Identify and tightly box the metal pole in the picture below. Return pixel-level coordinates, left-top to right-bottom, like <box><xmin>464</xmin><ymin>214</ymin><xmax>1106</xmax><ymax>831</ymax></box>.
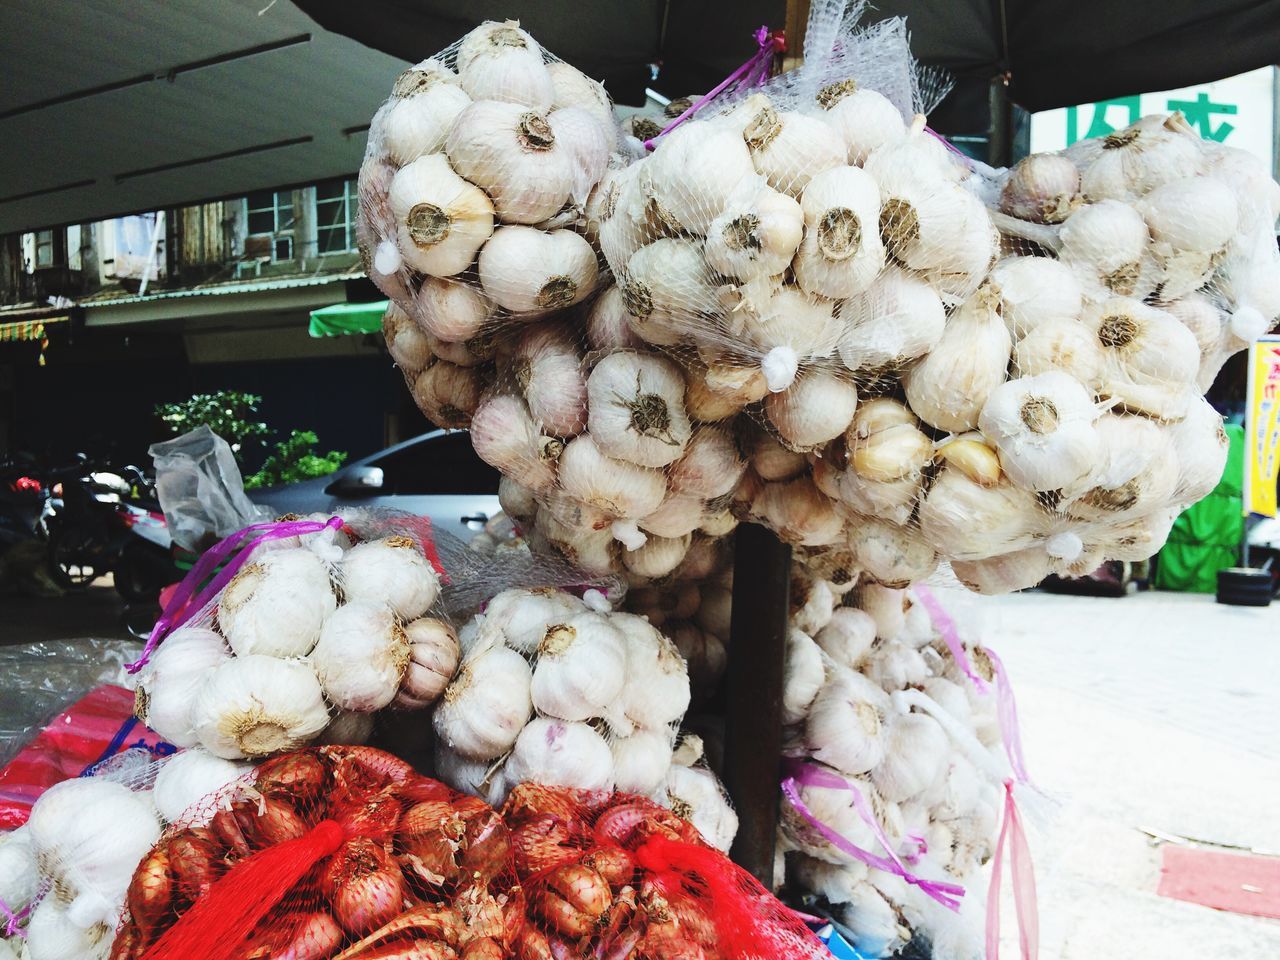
<box><xmin>723</xmin><ymin>522</ymin><xmax>791</xmax><ymax>886</ymax></box>
<box><xmin>988</xmin><ymin>73</ymin><xmax>1014</xmax><ymax>169</ymax></box>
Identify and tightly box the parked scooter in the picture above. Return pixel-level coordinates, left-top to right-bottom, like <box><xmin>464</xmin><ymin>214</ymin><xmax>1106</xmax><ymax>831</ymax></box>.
<box><xmin>0</xmin><ymin>456</ymin><xmax>64</xmax><ymax>596</ymax></box>
<box><xmin>45</xmin><ymin>455</ymin><xmax>177</xmax><ymax>602</ymax></box>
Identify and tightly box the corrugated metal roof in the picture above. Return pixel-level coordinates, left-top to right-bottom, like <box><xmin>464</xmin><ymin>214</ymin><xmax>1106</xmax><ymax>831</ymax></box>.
<box><xmin>79</xmin><ymin>268</ymin><xmax>364</xmax><ymax>309</ymax></box>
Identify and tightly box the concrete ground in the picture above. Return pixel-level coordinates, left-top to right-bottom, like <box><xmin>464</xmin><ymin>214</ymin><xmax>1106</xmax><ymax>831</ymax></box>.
<box><xmin>1</xmin><ymin>576</ymin><xmax>137</xmax><ymax>646</ymax></box>
<box><xmin>971</xmin><ymin>588</ymin><xmax>1280</xmax><ymax>958</ymax></box>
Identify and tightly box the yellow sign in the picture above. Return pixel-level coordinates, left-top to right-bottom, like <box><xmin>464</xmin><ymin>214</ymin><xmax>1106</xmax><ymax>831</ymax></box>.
<box><xmin>1244</xmin><ymin>336</ymin><xmax>1280</xmax><ymax>516</ymax></box>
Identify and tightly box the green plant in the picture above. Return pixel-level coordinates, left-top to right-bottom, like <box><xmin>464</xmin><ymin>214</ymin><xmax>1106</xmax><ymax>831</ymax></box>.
<box><xmin>155</xmin><ymin>391</ymin><xmax>270</xmax><ymax>462</ymax></box>
<box><xmin>244</xmin><ymin>431</ymin><xmax>348</xmax><ymax>489</ymax></box>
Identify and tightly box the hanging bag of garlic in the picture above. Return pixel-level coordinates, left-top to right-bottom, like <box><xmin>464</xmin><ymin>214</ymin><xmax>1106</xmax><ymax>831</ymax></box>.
<box><xmin>128</xmin><ymin>511</ymin><xmax>464</xmax><ymax>762</ymax></box>
<box><xmin>107</xmin><ymin>746</ymin><xmax>520</xmax><ymax>960</ymax></box>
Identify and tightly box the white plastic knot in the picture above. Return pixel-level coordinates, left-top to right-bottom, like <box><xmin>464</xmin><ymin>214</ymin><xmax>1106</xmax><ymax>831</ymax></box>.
<box><xmin>761</xmin><ymin>346</ymin><xmax>799</xmax><ymax>393</ymax></box>
<box><xmin>610</xmin><ymin>520</ymin><xmax>648</xmax><ymax>551</ymax></box>
<box><xmin>1045</xmin><ymin>531</ymin><xmax>1084</xmax><ymax>562</ymax></box>
<box><xmin>582</xmin><ymin>588</ymin><xmax>611</xmax><ymax>613</ymax></box>
<box><xmin>1230</xmin><ymin>305</ymin><xmax>1269</xmax><ymax>342</ymax></box>
<box><xmin>373</xmin><ymin>239</ymin><xmax>402</xmax><ymax>276</ymax></box>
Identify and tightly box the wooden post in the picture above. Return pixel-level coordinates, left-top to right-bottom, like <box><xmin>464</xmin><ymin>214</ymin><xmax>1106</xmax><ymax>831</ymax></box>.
<box><xmin>723</xmin><ymin>522</ymin><xmax>792</xmax><ymax>886</ymax></box>
<box><xmin>782</xmin><ymin>0</ymin><xmax>810</xmax><ymax>72</ymax></box>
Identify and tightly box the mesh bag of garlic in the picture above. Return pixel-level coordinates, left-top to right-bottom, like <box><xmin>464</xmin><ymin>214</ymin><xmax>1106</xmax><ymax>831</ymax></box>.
<box><xmin>432</xmin><ymin>586</ymin><xmax>747</xmax><ymax>855</ymax></box>
<box><xmin>129</xmin><ymin>512</ymin><xmax>463</xmax><ymax>762</ymax></box>
<box><xmin>10</xmin><ymin>750</ymin><xmax>164</xmax><ymax>960</ymax></box>
<box><xmin>107</xmin><ymin>746</ymin><xmax>520</xmax><ymax>960</ymax></box>
<box><xmin>500</xmin><ymin>781</ymin><xmax>828</xmax><ymax>959</ymax></box>
<box><xmin>362</xmin><ymin>17</ymin><xmax>621</xmax><ymax>421</ymax></box>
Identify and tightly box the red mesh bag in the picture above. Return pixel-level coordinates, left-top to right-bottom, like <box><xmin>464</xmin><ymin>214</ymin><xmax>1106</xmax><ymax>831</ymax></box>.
<box><xmin>110</xmin><ymin>745</ymin><xmax>520</xmax><ymax>960</ymax></box>
<box><xmin>502</xmin><ymin>783</ymin><xmax>826</xmax><ymax>960</ymax></box>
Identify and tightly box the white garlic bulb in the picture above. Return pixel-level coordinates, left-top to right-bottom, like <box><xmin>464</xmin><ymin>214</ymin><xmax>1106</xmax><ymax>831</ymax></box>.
<box><xmin>412</xmin><ymin>360</ymin><xmax>484</xmax><ymax>428</ymax></box>
<box><xmin>989</xmin><ymin>256</ymin><xmax>1084</xmax><ymax>340</ymax></box>
<box><xmin>783</xmin><ymin>628</ymin><xmax>827</xmax><ymax>725</ymax></box>
<box><xmin>1000</xmin><ymin>153</ymin><xmax>1082</xmax><ymax>223</ymax></box>
<box><xmin>456</xmin><ymin>21</ymin><xmax>554</xmax><ymax>110</ymax></box>
<box><xmin>1168</xmin><ymin>395</ymin><xmax>1231</xmax><ymax>503</ymax></box>
<box><xmin>668</xmin><ymin>426</ymin><xmax>745</xmax><ymax>500</ymax></box>
<box><xmin>838</xmin><ymin>267</ymin><xmax>946</xmax><ymax>371</ymax></box>
<box><xmin>504</xmin><ymin>718</ymin><xmax>614</xmax><ymax>792</ymax></box>
<box><xmin>816</xmin><ymin>80</ymin><xmax>905</xmax><ymax>165</ymax></box>
<box><xmin>705</xmin><ymin>176</ymin><xmax>804</xmax><ymax>280</ymax></box>
<box><xmin>376</xmin><ymin>65</ymin><xmax>471</xmax><ymax>165</ymax></box>
<box><xmin>558</xmin><ymin>433</ymin><xmax>668</xmax><ymax>519</ymax></box>
<box><xmin>621</xmin><ymin>238</ymin><xmax>720</xmax><ymax>344</ymax></box>
<box><xmin>1058</xmin><ymin>199</ymin><xmax>1155</xmax><ymax>299</ymax></box>
<box><xmin>311</xmin><ymin>601</ymin><xmax>409</xmax><ymax>712</ymax></box>
<box><xmin>978</xmin><ymin>371</ymin><xmax>1102</xmax><ymax>493</ymax></box>
<box><xmin>512</xmin><ymin>321</ymin><xmax>587</xmax><ymax>437</ymax></box>
<box><xmin>752</xmin><ymin>475</ymin><xmax>847</xmax><ymax>546</ymax></box>
<box><xmin>484</xmin><ymin>587</ymin><xmax>586</xmax><ymax>653</ymax></box>
<box><xmin>623</xmin><ymin>533</ymin><xmax>693</xmax><ymax>579</ymax></box>
<box><xmin>610</xmin><ymin>729</ymin><xmax>676</xmax><ymax>795</ymax></box>
<box><xmin>903</xmin><ymin>280</ymin><xmax>1011</xmax><ymax>432</ymax></box>
<box><xmin>1013</xmin><ymin>316</ymin><xmax>1107</xmax><ymax>384</ymax></box>
<box><xmin>609</xmin><ymin>612</ymin><xmax>692</xmax><ymax>732</ymax></box>
<box><xmin>586</xmin><ymin>285</ymin><xmax>645</xmax><ymax>351</ymax></box>
<box><xmin>547</xmin><ymin>61</ymin><xmax>615</xmax><ymax>142</ymax></box>
<box><xmin>815</xmin><ymin>607</ymin><xmax>877</xmax><ymax>670</ymax></box>
<box><xmin>152</xmin><ymin>749</ymin><xmax>250</xmax><ymax>824</ymax></box>
<box><xmin>217</xmin><ymin>547</ymin><xmax>335</xmax><ymax>659</ymax></box>
<box><xmin>873</xmin><ymin>165</ymin><xmax>995</xmax><ymax>275</ymax></box>
<box><xmin>396</xmin><ymin>616</ymin><xmax>460</xmax><ymax>708</ymax></box>
<box><xmin>389</xmin><ymin>154</ymin><xmax>495</xmax><ymax>276</ymax></box>
<box><xmin>917</xmin><ymin>466</ymin><xmax>1041</xmax><ymax>561</ymax></box>
<box><xmin>765</xmin><ymin>371</ymin><xmax>858</xmax><ymax>451</ymax></box>
<box><xmin>644</xmin><ymin>118</ymin><xmax>757</xmax><ymax>233</ymax></box>
<box><xmin>870</xmin><ymin>713</ymin><xmax>949</xmax><ymax>802</ymax></box>
<box><xmin>470</xmin><ymin>393</ymin><xmax>562</xmax><ymax>492</ymax></box>
<box><xmin>193</xmin><ymin>655</ymin><xmax>330</xmax><ymax>759</ymax></box>
<box><xmin>341</xmin><ymin>535</ymin><xmax>439</xmax><ymax>620</ymax></box>
<box><xmin>1083</xmin><ymin>298</ymin><xmax>1200</xmax><ymax>420</ymax></box>
<box><xmin>855</xmin><ymin>582</ymin><xmax>907</xmax><ymax>641</ymax></box>
<box><xmin>952</xmin><ymin>545</ymin><xmax>1056</xmax><ymax>595</ymax></box>
<box><xmin>847</xmin><ymin>518</ymin><xmax>939</xmax><ymax>588</ymax></box>
<box><xmin>663</xmin><ymin>763</ymin><xmax>739</xmax><ymax>852</ymax></box>
<box><xmin>738</xmin><ymin>97</ymin><xmax>846</xmax><ymax>197</ymax></box>
<box><xmin>382</xmin><ymin>303</ymin><xmax>434</xmax><ymax>376</ymax></box>
<box><xmin>805</xmin><ymin>669</ymin><xmax>888</xmax><ymax>775</ymax></box>
<box><xmin>587</xmin><ymin>350</ymin><xmax>692</xmax><ymax>467</ymax></box>
<box><xmin>479</xmin><ymin>226</ymin><xmax>598</xmax><ymax>313</ymax></box>
<box><xmin>1079</xmin><ymin>113</ymin><xmax>1203</xmax><ymax>201</ymax></box>
<box><xmin>414</xmin><ymin>276</ymin><xmax>493</xmax><ymax>343</ymax></box>
<box><xmin>1065</xmin><ymin>413</ymin><xmax>1178</xmax><ymax>521</ymax></box>
<box><xmin>793</xmin><ymin>165</ymin><xmax>885</xmax><ymax>299</ymax></box>
<box><xmin>134</xmin><ymin>627</ymin><xmax>230</xmax><ymax>748</ymax></box>
<box><xmin>743</xmin><ymin>288</ymin><xmax>846</xmax><ymax>391</ymax></box>
<box><xmin>531</xmin><ymin>611</ymin><xmax>627</xmax><ymax>721</ymax></box>
<box><xmin>434</xmin><ymin>641</ymin><xmax>533</xmax><ymax>760</ymax></box>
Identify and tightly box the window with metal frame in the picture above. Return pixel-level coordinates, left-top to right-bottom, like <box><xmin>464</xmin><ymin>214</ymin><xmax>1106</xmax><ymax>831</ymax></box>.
<box><xmin>315</xmin><ymin>179</ymin><xmax>359</xmax><ymax>255</ymax></box>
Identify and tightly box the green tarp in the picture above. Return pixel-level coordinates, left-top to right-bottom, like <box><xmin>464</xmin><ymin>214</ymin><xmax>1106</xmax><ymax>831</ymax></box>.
<box><xmin>1155</xmin><ymin>423</ymin><xmax>1245</xmax><ymax>593</ymax></box>
<box><xmin>308</xmin><ymin>300</ymin><xmax>388</xmax><ymax>338</ymax></box>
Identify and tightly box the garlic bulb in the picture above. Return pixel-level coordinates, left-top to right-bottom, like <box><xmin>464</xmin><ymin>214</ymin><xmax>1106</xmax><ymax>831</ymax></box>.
<box><xmin>1000</xmin><ymin>153</ymin><xmax>1081</xmax><ymax>223</ymax></box>
<box><xmin>193</xmin><ymin>655</ymin><xmax>329</xmax><ymax>759</ymax></box>
<box><xmin>1013</xmin><ymin>317</ymin><xmax>1106</xmax><ymax>383</ymax></box>
<box><xmin>644</xmin><ymin>118</ymin><xmax>757</xmax><ymax>233</ymax></box>
<box><xmin>587</xmin><ymin>350</ymin><xmax>692</xmax><ymax>467</ymax></box>
<box><xmin>848</xmin><ymin>518</ymin><xmax>939</xmax><ymax>588</ymax></box>
<box><xmin>791</xmin><ymin>574</ymin><xmax>837</xmax><ymax>634</ymax></box>
<box><xmin>840</xmin><ymin>883</ymin><xmax>911</xmax><ymax>958</ymax></box>
<box><xmin>611</xmin><ymin>729</ymin><xmax>676</xmax><ymax>795</ymax></box>
<box><xmin>854</xmin><ymin>582</ymin><xmax>906</xmax><ymax>641</ymax></box>
<box><xmin>134</xmin><ymin>627</ymin><xmax>230</xmax><ymax>747</ymax></box>
<box><xmin>753</xmin><ymin>475</ymin><xmax>846</xmax><ymax>546</ymax></box>
<box><xmin>311</xmin><ymin>601</ymin><xmax>409</xmax><ymax>712</ymax></box>
<box><xmin>780</xmin><ymin>770</ymin><xmax>881</xmax><ymax>864</ymax></box>
<box><xmin>456</xmin><ymin>21</ymin><xmax>554</xmax><ymax>110</ymax></box>
<box><xmin>1104</xmin><ymin>507</ymin><xmax>1180</xmax><ymax>561</ymax></box>
<box><xmin>389</xmin><ymin>154</ymin><xmax>495</xmax><ymax>276</ymax></box>
<box><xmin>534</xmin><ymin>514</ymin><xmax>619</xmax><ymax>576</ymax></box>
<box><xmin>558</xmin><ymin>433</ymin><xmax>668</xmax><ymax>519</ymax></box>
<box><xmin>152</xmin><ymin>748</ymin><xmax>249</xmax><ymax>823</ymax></box>
<box><xmin>412</xmin><ymin>360</ymin><xmax>484</xmax><ymax>428</ymax></box>
<box><xmin>479</xmin><ymin>226</ymin><xmax>598</xmax><ymax>313</ymax></box>
<box><xmin>805</xmin><ymin>670</ymin><xmax>888</xmax><ymax>775</ymax></box>
<box><xmin>382</xmin><ymin>303</ymin><xmax>434</xmax><ymax>376</ymax></box>
<box><xmin>547</xmin><ymin>61</ymin><xmax>615</xmax><ymax>140</ymax></box>
<box><xmin>622</xmin><ymin>238</ymin><xmax>720</xmax><ymax>344</ymax></box>
<box><xmin>790</xmin><ymin>853</ymin><xmax>870</xmax><ymax>904</ymax></box>
<box><xmin>766</xmin><ymin>371</ymin><xmax>858</xmax><ymax>450</ymax></box>
<box><xmin>0</xmin><ymin>829</ymin><xmax>37</xmax><ymax>929</ymax></box>
<box><xmin>738</xmin><ymin>98</ymin><xmax>846</xmax><ymax>197</ymax></box>
<box><xmin>1079</xmin><ymin>114</ymin><xmax>1203</xmax><ymax>200</ymax></box>
<box><xmin>783</xmin><ymin>628</ymin><xmax>827</xmax><ymax>725</ymax></box>
<box><xmin>1058</xmin><ymin>199</ymin><xmax>1154</xmax><ymax>298</ymax></box>
<box><xmin>27</xmin><ymin>898</ymin><xmax>112</xmax><ymax>960</ymax></box>
<box><xmin>903</xmin><ymin>280</ymin><xmax>1011</xmax><ymax>432</ymax></box>
<box><xmin>1163</xmin><ymin>291</ymin><xmax>1225</xmax><ymax>363</ymax></box>
<box><xmin>218</xmin><ymin>547</ymin><xmax>335</xmax><ymax>659</ymax></box>
<box><xmin>484</xmin><ymin>588</ymin><xmax>586</xmax><ymax>654</ymax></box>
<box><xmin>952</xmin><ymin>545</ymin><xmax>1055</xmax><ymax>594</ymax></box>
<box><xmin>817</xmin><ymin>80</ymin><xmax>905</xmax><ymax>165</ymax></box>
<box><xmin>838</xmin><ymin>267</ymin><xmax>946</xmax><ymax>371</ymax></box>
<box><xmin>862</xmin><ymin>639</ymin><xmax>930</xmax><ymax>691</ymax></box>
<box><xmin>670</xmin><ymin>622</ymin><xmax>728</xmax><ymax>701</ymax></box>
<box><xmin>609</xmin><ymin>612</ymin><xmax>692</xmax><ymax>731</ymax></box>
<box><xmin>434</xmin><ymin>641</ymin><xmax>533</xmax><ymax>760</ymax></box>
<box><xmin>1083</xmin><ymin>298</ymin><xmax>1200</xmax><ymax>419</ymax></box>
<box><xmin>989</xmin><ymin>256</ymin><xmax>1084</xmax><ymax>340</ymax></box>
<box><xmin>376</xmin><ymin>65</ymin><xmax>471</xmax><ymax>165</ymax></box>
<box><xmin>743</xmin><ymin>289</ymin><xmax>846</xmax><ymax>390</ymax></box>
<box><xmin>873</xmin><ymin>163</ymin><xmax>995</xmax><ymax>275</ymax></box>
<box><xmin>1065</xmin><ymin>414</ymin><xmax>1178</xmax><ymax>521</ymax></box>
<box><xmin>470</xmin><ymin>393</ymin><xmax>561</xmax><ymax>492</ymax></box>
<box><xmin>693</xmin><ymin>584</ymin><xmax>733</xmax><ymax>637</ymax></box>
<box><xmin>1168</xmin><ymin>396</ymin><xmax>1231</xmax><ymax>503</ymax></box>
<box><xmin>663</xmin><ymin>763</ymin><xmax>739</xmax><ymax>852</ymax></box>
<box><xmin>870</xmin><ymin>713</ymin><xmax>949</xmax><ymax>802</ymax></box>
<box><xmin>624</xmin><ymin>533</ymin><xmax>693</xmax><ymax>579</ymax></box>
<box><xmin>504</xmin><ymin>718</ymin><xmax>614</xmax><ymax>793</ymax></box>
<box><xmin>414</xmin><ymin>276</ymin><xmax>493</xmax><ymax>343</ymax></box>
<box><xmin>705</xmin><ymin>176</ymin><xmax>804</xmax><ymax>280</ymax></box>
<box><xmin>793</xmin><ymin>165</ymin><xmax>885</xmax><ymax>299</ymax></box>
<box><xmin>1142</xmin><ymin>176</ymin><xmax>1238</xmax><ymax>254</ymax></box>
<box><xmin>918</xmin><ymin>467</ymin><xmax>1041</xmax><ymax>560</ymax></box>
<box><xmin>531</xmin><ymin>611</ymin><xmax>627</xmax><ymax>721</ymax></box>
<box><xmin>434</xmin><ymin>742</ymin><xmax>506</xmax><ymax>808</ymax></box>
<box><xmin>341</xmin><ymin>535</ymin><xmax>439</xmax><ymax>620</ymax></box>
<box><xmin>751</xmin><ymin>430</ymin><xmax>809</xmax><ymax>481</ymax></box>
<box><xmin>978</xmin><ymin>371</ymin><xmax>1102</xmax><ymax>492</ymax></box>
<box><xmin>512</xmin><ymin>322</ymin><xmax>587</xmax><ymax>437</ymax></box>
<box><xmin>586</xmin><ymin>284</ymin><xmax>644</xmax><ymax>351</ymax></box>
<box><xmin>668</xmin><ymin>426</ymin><xmax>745</xmax><ymax>500</ymax></box>
<box><xmin>550</xmin><ymin>106</ymin><xmax>611</xmax><ymax>204</ymax></box>
<box><xmin>318</xmin><ymin>709</ymin><xmax>376</xmax><ymax>745</ymax></box>
<box><xmin>816</xmin><ymin>607</ymin><xmax>877</xmax><ymax>670</ymax></box>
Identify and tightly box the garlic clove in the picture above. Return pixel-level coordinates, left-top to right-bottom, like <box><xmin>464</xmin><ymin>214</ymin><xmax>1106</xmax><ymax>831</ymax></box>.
<box><xmin>934</xmin><ymin>435</ymin><xmax>1002</xmax><ymax>487</ymax></box>
<box><xmin>389</xmin><ymin>154</ymin><xmax>495</xmax><ymax>277</ymax></box>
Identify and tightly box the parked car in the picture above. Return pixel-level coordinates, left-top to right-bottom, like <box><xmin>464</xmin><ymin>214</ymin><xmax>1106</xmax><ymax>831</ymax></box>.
<box><xmin>247</xmin><ymin>430</ymin><xmax>501</xmax><ymax>543</ymax></box>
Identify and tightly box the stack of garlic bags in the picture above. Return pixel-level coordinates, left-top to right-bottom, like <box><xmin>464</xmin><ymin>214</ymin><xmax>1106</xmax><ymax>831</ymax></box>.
<box><xmin>777</xmin><ymin>572</ymin><xmax>1012</xmax><ymax>959</ymax></box>
<box><xmin>133</xmin><ymin>517</ymin><xmax>459</xmax><ymax>760</ymax></box>
<box><xmin>360</xmin><ymin>18</ymin><xmax>616</xmax><ymax>430</ymax></box>
<box><xmin>431</xmin><ymin>586</ymin><xmax>738</xmax><ymax>852</ymax></box>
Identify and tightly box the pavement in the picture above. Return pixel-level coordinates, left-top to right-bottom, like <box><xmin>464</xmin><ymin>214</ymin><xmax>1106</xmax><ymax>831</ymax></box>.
<box><xmin>969</xmin><ymin>588</ymin><xmax>1280</xmax><ymax>959</ymax></box>
<box><xmin>1</xmin><ymin>576</ymin><xmax>138</xmax><ymax>646</ymax></box>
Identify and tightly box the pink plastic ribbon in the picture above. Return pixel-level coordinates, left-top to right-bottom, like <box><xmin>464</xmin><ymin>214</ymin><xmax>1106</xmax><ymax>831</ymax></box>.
<box><xmin>983</xmin><ymin>646</ymin><xmax>1031</xmax><ymax>786</ymax></box>
<box><xmin>781</xmin><ymin>759</ymin><xmax>965</xmax><ymax>911</ymax></box>
<box><xmin>125</xmin><ymin>516</ymin><xmax>345</xmax><ymax>674</ymax></box>
<box><xmin>913</xmin><ymin>584</ymin><xmax>990</xmax><ymax>693</ymax></box>
<box><xmin>643</xmin><ymin>25</ymin><xmax>784</xmax><ymax>150</ymax></box>
<box><xmin>903</xmin><ymin>831</ymin><xmax>928</xmax><ymax>865</ymax></box>
<box><xmin>925</xmin><ymin>125</ymin><xmax>973</xmax><ymax>163</ymax></box>
<box><xmin>1</xmin><ymin>895</ymin><xmax>29</xmax><ymax>938</ymax></box>
<box><xmin>986</xmin><ymin>780</ymin><xmax>1039</xmax><ymax>960</ymax></box>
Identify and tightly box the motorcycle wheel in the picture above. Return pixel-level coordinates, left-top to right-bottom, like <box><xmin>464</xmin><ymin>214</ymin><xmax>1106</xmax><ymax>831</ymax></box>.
<box><xmin>48</xmin><ymin>523</ymin><xmax>103</xmax><ymax>590</ymax></box>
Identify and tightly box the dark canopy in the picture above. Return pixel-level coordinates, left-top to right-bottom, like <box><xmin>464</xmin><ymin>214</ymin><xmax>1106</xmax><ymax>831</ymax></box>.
<box><xmin>296</xmin><ymin>0</ymin><xmax>1280</xmax><ymax>113</ymax></box>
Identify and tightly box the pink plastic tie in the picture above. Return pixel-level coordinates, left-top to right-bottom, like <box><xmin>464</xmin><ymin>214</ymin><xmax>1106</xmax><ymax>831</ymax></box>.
<box><xmin>986</xmin><ymin>780</ymin><xmax>1039</xmax><ymax>959</ymax></box>
<box><xmin>914</xmin><ymin>584</ymin><xmax>990</xmax><ymax>693</ymax></box>
<box><xmin>1</xmin><ymin>894</ymin><xmax>29</xmax><ymax>938</ymax></box>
